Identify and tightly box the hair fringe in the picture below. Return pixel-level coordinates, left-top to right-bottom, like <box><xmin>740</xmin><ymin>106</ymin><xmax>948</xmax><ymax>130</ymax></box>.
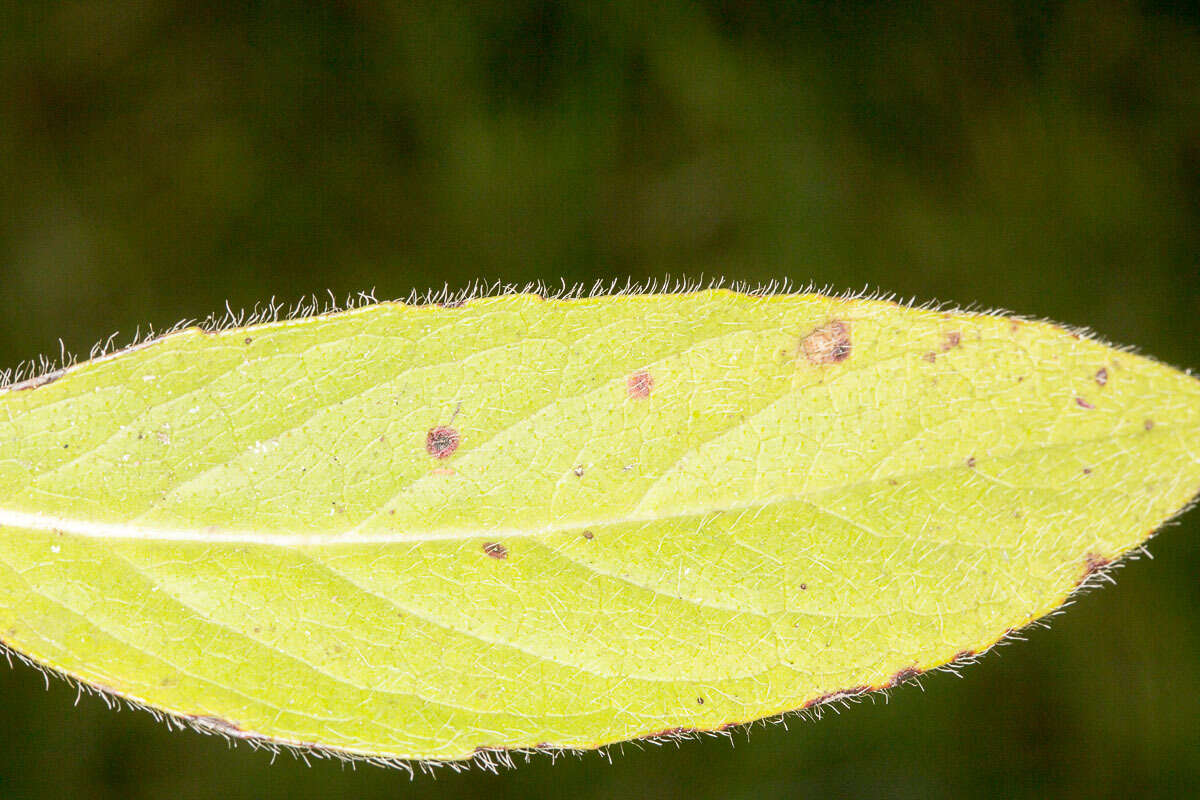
<box><xmin>1</xmin><ymin>276</ymin><xmax>1180</xmax><ymax>393</ymax></box>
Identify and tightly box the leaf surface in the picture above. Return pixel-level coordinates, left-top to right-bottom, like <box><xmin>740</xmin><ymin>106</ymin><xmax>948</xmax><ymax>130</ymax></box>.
<box><xmin>0</xmin><ymin>290</ymin><xmax>1197</xmax><ymax>762</ymax></box>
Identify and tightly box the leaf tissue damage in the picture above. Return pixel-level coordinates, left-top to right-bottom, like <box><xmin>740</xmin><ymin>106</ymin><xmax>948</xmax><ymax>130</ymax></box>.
<box><xmin>0</xmin><ymin>284</ymin><xmax>1197</xmax><ymax>768</ymax></box>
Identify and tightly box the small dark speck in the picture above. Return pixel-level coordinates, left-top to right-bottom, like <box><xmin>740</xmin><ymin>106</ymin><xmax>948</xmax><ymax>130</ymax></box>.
<box><xmin>1082</xmin><ymin>467</ymin><xmax>1092</xmax><ymax>475</ymax></box>
<box><xmin>696</xmin><ymin>697</ymin><xmax>704</xmax><ymax>705</ymax></box>
<box><xmin>388</xmin><ymin>509</ymin><xmax>396</xmax><ymax>515</ymax></box>
<box><xmin>62</xmin><ymin>443</ymin><xmax>69</xmax><ymax>449</ymax></box>
<box><xmin>966</xmin><ymin>457</ymin><xmax>976</xmax><ymax>468</ymax></box>
<box><xmin>573</xmin><ymin>465</ymin><xmax>585</xmax><ymax>477</ymax></box>
<box><xmin>582</xmin><ymin>530</ymin><xmax>594</xmax><ymax>540</ymax></box>
<box><xmin>483</xmin><ymin>542</ymin><xmax>508</xmax><ymax>559</ymax></box>
<box><xmin>1075</xmin><ymin>397</ymin><xmax>1094</xmax><ymax>410</ymax></box>
<box><xmin>1095</xmin><ymin>367</ymin><xmax>1108</xmax><ymax>386</ymax></box>
<box><xmin>800</xmin><ymin>583</ymin><xmax>807</xmax><ymax>590</ymax></box>
<box><xmin>244</xmin><ymin>338</ymin><xmax>253</xmax><ymax>345</ymax></box>
<box><xmin>922</xmin><ymin>352</ymin><xmax>937</xmax><ymax>363</ymax></box>
<box><xmin>887</xmin><ymin>478</ymin><xmax>898</xmax><ymax>486</ymax></box>
<box><xmin>1144</xmin><ymin>419</ymin><xmax>1155</xmax><ymax>431</ymax></box>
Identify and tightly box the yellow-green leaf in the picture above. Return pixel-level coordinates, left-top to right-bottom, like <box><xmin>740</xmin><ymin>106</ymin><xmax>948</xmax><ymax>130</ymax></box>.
<box><xmin>0</xmin><ymin>289</ymin><xmax>1197</xmax><ymax>764</ymax></box>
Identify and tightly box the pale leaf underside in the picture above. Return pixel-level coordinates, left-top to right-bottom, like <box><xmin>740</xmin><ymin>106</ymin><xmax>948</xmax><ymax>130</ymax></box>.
<box><xmin>0</xmin><ymin>289</ymin><xmax>1196</xmax><ymax>764</ymax></box>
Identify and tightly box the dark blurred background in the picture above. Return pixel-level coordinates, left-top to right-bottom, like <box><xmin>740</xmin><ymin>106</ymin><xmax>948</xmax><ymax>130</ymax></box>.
<box><xmin>1</xmin><ymin>1</ymin><xmax>1198</xmax><ymax>797</ymax></box>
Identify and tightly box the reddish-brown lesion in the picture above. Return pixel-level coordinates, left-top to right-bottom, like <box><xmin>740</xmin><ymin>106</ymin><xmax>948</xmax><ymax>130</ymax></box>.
<box><xmin>800</xmin><ymin>320</ymin><xmax>852</xmax><ymax>365</ymax></box>
<box><xmin>425</xmin><ymin>425</ymin><xmax>460</xmax><ymax>458</ymax></box>
<box><xmin>887</xmin><ymin>666</ymin><xmax>922</xmax><ymax>688</ymax></box>
<box><xmin>626</xmin><ymin>369</ymin><xmax>654</xmax><ymax>399</ymax></box>
<box><xmin>940</xmin><ymin>331</ymin><xmax>962</xmax><ymax>351</ymax></box>
<box><xmin>804</xmin><ymin>685</ymin><xmax>871</xmax><ymax>708</ymax></box>
<box><xmin>1080</xmin><ymin>552</ymin><xmax>1111</xmax><ymax>584</ymax></box>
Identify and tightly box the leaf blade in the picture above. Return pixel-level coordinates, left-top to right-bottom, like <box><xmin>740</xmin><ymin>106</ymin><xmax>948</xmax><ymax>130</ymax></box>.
<box><xmin>0</xmin><ymin>290</ymin><xmax>1197</xmax><ymax>761</ymax></box>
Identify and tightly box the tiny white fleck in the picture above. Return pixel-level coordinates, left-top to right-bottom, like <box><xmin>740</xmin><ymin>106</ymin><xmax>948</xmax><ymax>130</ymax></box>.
<box><xmin>142</xmin><ymin>375</ymin><xmax>157</xmax><ymax>382</ymax></box>
<box><xmin>50</xmin><ymin>545</ymin><xmax>60</xmax><ymax>554</ymax></box>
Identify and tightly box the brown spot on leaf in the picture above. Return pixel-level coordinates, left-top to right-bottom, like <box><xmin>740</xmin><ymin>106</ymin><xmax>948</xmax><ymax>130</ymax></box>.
<box><xmin>800</xmin><ymin>320</ymin><xmax>852</xmax><ymax>365</ymax></box>
<box><xmin>1095</xmin><ymin>367</ymin><xmax>1108</xmax><ymax>386</ymax></box>
<box><xmin>1075</xmin><ymin>397</ymin><xmax>1094</xmax><ymax>410</ymax></box>
<box><xmin>941</xmin><ymin>331</ymin><xmax>962</xmax><ymax>351</ymax></box>
<box><xmin>572</xmin><ymin>465</ymin><xmax>585</xmax><ymax>477</ymax></box>
<box><xmin>696</xmin><ymin>696</ymin><xmax>704</xmax><ymax>705</ymax></box>
<box><xmin>888</xmin><ymin>666</ymin><xmax>922</xmax><ymax>687</ymax></box>
<box><xmin>799</xmin><ymin>583</ymin><xmax>807</xmax><ymax>590</ymax></box>
<box><xmin>482</xmin><ymin>542</ymin><xmax>508</xmax><ymax>559</ymax></box>
<box><xmin>1144</xmin><ymin>419</ymin><xmax>1155</xmax><ymax>431</ymax></box>
<box><xmin>626</xmin><ymin>369</ymin><xmax>654</xmax><ymax>399</ymax></box>
<box><xmin>922</xmin><ymin>351</ymin><xmax>937</xmax><ymax>363</ymax></box>
<box><xmin>581</xmin><ymin>530</ymin><xmax>594</xmax><ymax>540</ymax></box>
<box><xmin>966</xmin><ymin>456</ymin><xmax>976</xmax><ymax>468</ymax></box>
<box><xmin>1082</xmin><ymin>467</ymin><xmax>1092</xmax><ymax>475</ymax></box>
<box><xmin>806</xmin><ymin>685</ymin><xmax>871</xmax><ymax>707</ymax></box>
<box><xmin>244</xmin><ymin>337</ymin><xmax>253</xmax><ymax>345</ymax></box>
<box><xmin>425</xmin><ymin>425</ymin><xmax>460</xmax><ymax>459</ymax></box>
<box><xmin>1083</xmin><ymin>552</ymin><xmax>1110</xmax><ymax>580</ymax></box>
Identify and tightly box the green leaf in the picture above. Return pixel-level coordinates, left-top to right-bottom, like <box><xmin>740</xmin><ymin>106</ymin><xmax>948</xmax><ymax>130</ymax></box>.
<box><xmin>0</xmin><ymin>289</ymin><xmax>1197</xmax><ymax>764</ymax></box>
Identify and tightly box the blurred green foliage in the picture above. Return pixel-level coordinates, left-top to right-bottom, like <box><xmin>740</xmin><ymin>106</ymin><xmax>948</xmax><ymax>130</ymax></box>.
<box><xmin>0</xmin><ymin>1</ymin><xmax>1197</xmax><ymax>797</ymax></box>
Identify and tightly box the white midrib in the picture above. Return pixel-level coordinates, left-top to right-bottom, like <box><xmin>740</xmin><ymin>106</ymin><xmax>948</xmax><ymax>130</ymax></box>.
<box><xmin>2</xmin><ymin>421</ymin><xmax>1189</xmax><ymax>548</ymax></box>
<box><xmin>0</xmin><ymin>499</ymin><xmax>755</xmax><ymax>546</ymax></box>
